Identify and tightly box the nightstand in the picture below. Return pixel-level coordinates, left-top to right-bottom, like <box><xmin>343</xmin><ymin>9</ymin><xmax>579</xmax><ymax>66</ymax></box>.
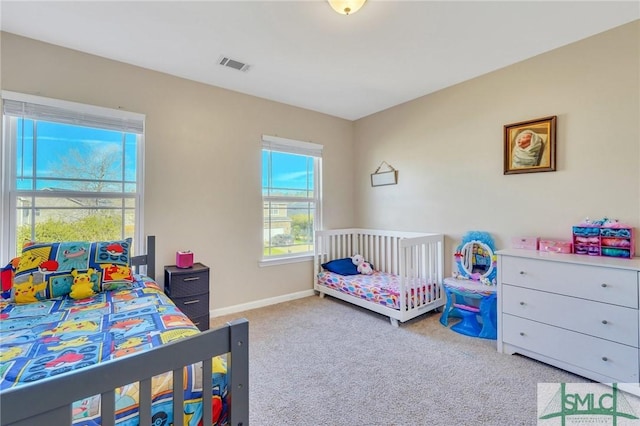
<box><xmin>164</xmin><ymin>262</ymin><xmax>210</xmax><ymax>331</ymax></box>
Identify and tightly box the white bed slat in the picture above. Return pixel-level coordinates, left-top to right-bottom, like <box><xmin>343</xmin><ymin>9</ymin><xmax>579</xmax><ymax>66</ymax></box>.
<box><xmin>331</xmin><ymin>235</ymin><xmax>337</xmax><ymax>259</ymax></box>
<box><xmin>344</xmin><ymin>233</ymin><xmax>350</xmax><ymax>257</ymax></box>
<box><xmin>390</xmin><ymin>236</ymin><xmax>396</xmax><ymax>273</ymax></box>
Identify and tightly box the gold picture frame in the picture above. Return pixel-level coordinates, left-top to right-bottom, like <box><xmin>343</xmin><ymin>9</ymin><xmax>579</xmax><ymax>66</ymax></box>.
<box><xmin>504</xmin><ymin>115</ymin><xmax>557</xmax><ymax>175</ymax></box>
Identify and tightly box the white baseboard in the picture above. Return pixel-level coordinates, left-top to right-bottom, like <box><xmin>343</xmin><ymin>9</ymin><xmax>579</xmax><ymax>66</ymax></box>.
<box><xmin>210</xmin><ymin>289</ymin><xmax>316</xmax><ymax>318</ymax></box>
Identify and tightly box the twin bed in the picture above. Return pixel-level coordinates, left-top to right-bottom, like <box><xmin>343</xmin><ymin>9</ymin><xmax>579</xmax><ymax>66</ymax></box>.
<box><xmin>314</xmin><ymin>229</ymin><xmax>445</xmax><ymax>326</ymax></box>
<box><xmin>0</xmin><ymin>236</ymin><xmax>249</xmax><ymax>426</ymax></box>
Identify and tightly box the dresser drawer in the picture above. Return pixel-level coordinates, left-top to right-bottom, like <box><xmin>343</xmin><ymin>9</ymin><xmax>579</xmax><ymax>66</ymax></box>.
<box><xmin>502</xmin><ymin>285</ymin><xmax>639</xmax><ymax>347</ymax></box>
<box><xmin>503</xmin><ymin>314</ymin><xmax>639</xmax><ymax>383</ymax></box>
<box><xmin>501</xmin><ymin>257</ymin><xmax>638</xmax><ymax>308</ymax></box>
<box><xmin>172</xmin><ymin>294</ymin><xmax>210</xmax><ymax>319</ymax></box>
<box><xmin>165</xmin><ymin>270</ymin><xmax>209</xmax><ymax>297</ymax></box>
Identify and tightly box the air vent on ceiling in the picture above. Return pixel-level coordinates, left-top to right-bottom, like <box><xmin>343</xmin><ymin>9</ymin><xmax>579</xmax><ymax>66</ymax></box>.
<box><xmin>219</xmin><ymin>56</ymin><xmax>250</xmax><ymax>72</ymax></box>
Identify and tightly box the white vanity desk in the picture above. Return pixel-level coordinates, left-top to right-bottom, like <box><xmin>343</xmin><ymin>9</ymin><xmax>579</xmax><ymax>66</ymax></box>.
<box><xmin>496</xmin><ymin>249</ymin><xmax>640</xmax><ymax>395</ymax></box>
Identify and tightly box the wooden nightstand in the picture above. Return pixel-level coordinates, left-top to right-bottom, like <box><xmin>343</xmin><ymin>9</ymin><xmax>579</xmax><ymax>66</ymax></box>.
<box><xmin>164</xmin><ymin>262</ymin><xmax>210</xmax><ymax>331</ymax></box>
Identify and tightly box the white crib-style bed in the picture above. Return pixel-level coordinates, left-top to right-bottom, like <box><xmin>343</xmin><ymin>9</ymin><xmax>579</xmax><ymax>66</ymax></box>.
<box><xmin>314</xmin><ymin>229</ymin><xmax>445</xmax><ymax>326</ymax></box>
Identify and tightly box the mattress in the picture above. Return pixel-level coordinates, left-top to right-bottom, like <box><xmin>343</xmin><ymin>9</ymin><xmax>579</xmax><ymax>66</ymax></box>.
<box><xmin>0</xmin><ymin>275</ymin><xmax>228</xmax><ymax>425</ymax></box>
<box><xmin>317</xmin><ymin>270</ymin><xmax>436</xmax><ymax>310</ymax></box>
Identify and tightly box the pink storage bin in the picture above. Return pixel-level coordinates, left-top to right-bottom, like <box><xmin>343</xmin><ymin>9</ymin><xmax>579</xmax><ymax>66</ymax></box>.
<box><xmin>539</xmin><ymin>239</ymin><xmax>572</xmax><ymax>254</ymax></box>
<box><xmin>511</xmin><ymin>236</ymin><xmax>539</xmax><ymax>250</ymax></box>
<box><xmin>176</xmin><ymin>250</ymin><xmax>194</xmax><ymax>268</ymax></box>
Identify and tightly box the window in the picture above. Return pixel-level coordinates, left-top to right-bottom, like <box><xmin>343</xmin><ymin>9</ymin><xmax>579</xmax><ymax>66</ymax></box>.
<box><xmin>262</xmin><ymin>135</ymin><xmax>322</xmax><ymax>262</ymax></box>
<box><xmin>1</xmin><ymin>91</ymin><xmax>145</xmax><ymax>262</ymax></box>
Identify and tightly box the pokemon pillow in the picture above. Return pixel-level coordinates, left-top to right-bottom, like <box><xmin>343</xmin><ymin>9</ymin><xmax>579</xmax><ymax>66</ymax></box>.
<box><xmin>1</xmin><ymin>257</ymin><xmax>20</xmax><ymax>300</ymax></box>
<box><xmin>12</xmin><ymin>238</ymin><xmax>133</xmax><ymax>303</ymax></box>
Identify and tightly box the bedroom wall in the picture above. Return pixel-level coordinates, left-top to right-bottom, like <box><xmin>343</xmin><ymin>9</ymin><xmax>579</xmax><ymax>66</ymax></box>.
<box><xmin>0</xmin><ymin>32</ymin><xmax>356</xmax><ymax>310</ymax></box>
<box><xmin>353</xmin><ymin>20</ymin><xmax>640</xmax><ymax>273</ymax></box>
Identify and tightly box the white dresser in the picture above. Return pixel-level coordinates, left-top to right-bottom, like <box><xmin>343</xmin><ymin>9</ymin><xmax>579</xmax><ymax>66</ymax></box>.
<box><xmin>497</xmin><ymin>249</ymin><xmax>640</xmax><ymax>394</ymax></box>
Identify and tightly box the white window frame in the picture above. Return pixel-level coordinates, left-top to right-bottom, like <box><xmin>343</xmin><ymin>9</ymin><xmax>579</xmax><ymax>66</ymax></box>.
<box><xmin>260</xmin><ymin>134</ymin><xmax>322</xmax><ymax>266</ymax></box>
<box><xmin>0</xmin><ymin>91</ymin><xmax>146</xmax><ymax>264</ymax></box>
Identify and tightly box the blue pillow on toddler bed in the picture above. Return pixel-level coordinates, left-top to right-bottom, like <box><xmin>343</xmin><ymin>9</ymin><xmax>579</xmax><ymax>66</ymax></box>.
<box><xmin>321</xmin><ymin>258</ymin><xmax>359</xmax><ymax>276</ymax></box>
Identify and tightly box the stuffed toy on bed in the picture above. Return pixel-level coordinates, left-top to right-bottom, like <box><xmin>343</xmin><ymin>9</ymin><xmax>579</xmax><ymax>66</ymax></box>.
<box><xmin>70</xmin><ymin>268</ymin><xmax>97</xmax><ymax>300</ymax></box>
<box><xmin>351</xmin><ymin>254</ymin><xmax>374</xmax><ymax>275</ymax></box>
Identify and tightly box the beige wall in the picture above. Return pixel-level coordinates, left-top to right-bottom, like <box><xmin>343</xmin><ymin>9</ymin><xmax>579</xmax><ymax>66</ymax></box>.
<box><xmin>1</xmin><ymin>21</ymin><xmax>639</xmax><ymax>309</ymax></box>
<box><xmin>0</xmin><ymin>32</ymin><xmax>356</xmax><ymax>309</ymax></box>
<box><xmin>354</xmin><ymin>21</ymin><xmax>640</xmax><ymax>273</ymax></box>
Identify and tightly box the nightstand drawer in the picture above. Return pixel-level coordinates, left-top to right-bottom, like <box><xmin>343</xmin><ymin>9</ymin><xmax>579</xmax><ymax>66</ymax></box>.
<box><xmin>172</xmin><ymin>294</ymin><xmax>209</xmax><ymax>319</ymax></box>
<box><xmin>165</xmin><ymin>265</ymin><xmax>209</xmax><ymax>297</ymax></box>
<box><xmin>190</xmin><ymin>314</ymin><xmax>210</xmax><ymax>331</ymax></box>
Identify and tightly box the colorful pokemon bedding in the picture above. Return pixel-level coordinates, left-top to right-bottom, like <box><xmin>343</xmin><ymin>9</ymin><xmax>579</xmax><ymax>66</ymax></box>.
<box><xmin>317</xmin><ymin>270</ymin><xmax>437</xmax><ymax>310</ymax></box>
<box><xmin>0</xmin><ymin>275</ymin><xmax>228</xmax><ymax>426</ymax></box>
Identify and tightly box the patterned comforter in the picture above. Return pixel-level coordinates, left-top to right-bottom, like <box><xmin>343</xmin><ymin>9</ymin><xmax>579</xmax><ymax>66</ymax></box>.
<box><xmin>317</xmin><ymin>270</ymin><xmax>437</xmax><ymax>310</ymax></box>
<box><xmin>0</xmin><ymin>276</ymin><xmax>228</xmax><ymax>425</ymax></box>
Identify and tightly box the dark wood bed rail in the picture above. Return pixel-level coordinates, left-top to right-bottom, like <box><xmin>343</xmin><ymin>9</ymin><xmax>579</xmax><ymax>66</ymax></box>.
<box><xmin>0</xmin><ymin>318</ymin><xmax>249</xmax><ymax>426</ymax></box>
<box><xmin>131</xmin><ymin>235</ymin><xmax>156</xmax><ymax>280</ymax></box>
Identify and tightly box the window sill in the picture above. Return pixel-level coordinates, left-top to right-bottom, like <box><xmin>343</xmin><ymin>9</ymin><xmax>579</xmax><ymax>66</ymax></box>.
<box><xmin>259</xmin><ymin>254</ymin><xmax>314</xmax><ymax>267</ymax></box>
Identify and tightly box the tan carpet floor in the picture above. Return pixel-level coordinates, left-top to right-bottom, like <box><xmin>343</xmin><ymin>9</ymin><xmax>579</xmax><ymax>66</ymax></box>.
<box><xmin>211</xmin><ymin>294</ymin><xmax>588</xmax><ymax>426</ymax></box>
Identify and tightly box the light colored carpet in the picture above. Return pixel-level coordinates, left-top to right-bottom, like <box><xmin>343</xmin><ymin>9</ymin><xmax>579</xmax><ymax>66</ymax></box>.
<box><xmin>210</xmin><ymin>295</ymin><xmax>587</xmax><ymax>426</ymax></box>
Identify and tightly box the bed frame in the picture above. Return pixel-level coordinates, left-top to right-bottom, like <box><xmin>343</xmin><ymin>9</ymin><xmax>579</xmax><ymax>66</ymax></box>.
<box><xmin>130</xmin><ymin>234</ymin><xmax>157</xmax><ymax>280</ymax></box>
<box><xmin>0</xmin><ymin>235</ymin><xmax>249</xmax><ymax>426</ymax></box>
<box><xmin>314</xmin><ymin>229</ymin><xmax>445</xmax><ymax>326</ymax></box>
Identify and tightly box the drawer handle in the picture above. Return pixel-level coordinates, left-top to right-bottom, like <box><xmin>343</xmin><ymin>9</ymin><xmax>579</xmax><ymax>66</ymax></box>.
<box><xmin>601</xmin><ymin>283</ymin><xmax>607</xmax><ymax>288</ymax></box>
<box><xmin>602</xmin><ymin>356</ymin><xmax>608</xmax><ymax>362</ymax></box>
<box><xmin>184</xmin><ymin>277</ymin><xmax>200</xmax><ymax>282</ymax></box>
<box><xmin>193</xmin><ymin>322</ymin><xmax>201</xmax><ymax>326</ymax></box>
<box><xmin>602</xmin><ymin>320</ymin><xmax>608</xmax><ymax>325</ymax></box>
<box><xmin>183</xmin><ymin>299</ymin><xmax>200</xmax><ymax>305</ymax></box>
<box><xmin>519</xmin><ymin>332</ymin><xmax>525</xmax><ymax>336</ymax></box>
<box><xmin>519</xmin><ymin>301</ymin><xmax>525</xmax><ymax>306</ymax></box>
<box><xmin>519</xmin><ymin>271</ymin><xmax>526</xmax><ymax>275</ymax></box>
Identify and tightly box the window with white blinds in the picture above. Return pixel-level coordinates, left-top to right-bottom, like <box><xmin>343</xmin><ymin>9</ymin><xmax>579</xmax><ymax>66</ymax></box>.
<box><xmin>1</xmin><ymin>91</ymin><xmax>145</xmax><ymax>262</ymax></box>
<box><xmin>262</xmin><ymin>135</ymin><xmax>322</xmax><ymax>262</ymax></box>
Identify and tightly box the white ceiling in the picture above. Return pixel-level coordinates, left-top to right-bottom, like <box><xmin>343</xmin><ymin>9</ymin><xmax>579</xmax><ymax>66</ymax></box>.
<box><xmin>1</xmin><ymin>1</ymin><xmax>638</xmax><ymax>120</ymax></box>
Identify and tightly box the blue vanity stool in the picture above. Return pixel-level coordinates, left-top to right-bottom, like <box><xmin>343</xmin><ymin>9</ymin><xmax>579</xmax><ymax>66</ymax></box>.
<box><xmin>440</xmin><ymin>277</ymin><xmax>497</xmax><ymax>339</ymax></box>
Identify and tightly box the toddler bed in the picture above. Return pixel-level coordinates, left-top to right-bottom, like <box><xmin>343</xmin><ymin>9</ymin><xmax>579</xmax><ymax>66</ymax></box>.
<box><xmin>314</xmin><ymin>229</ymin><xmax>445</xmax><ymax>326</ymax></box>
<box><xmin>0</xmin><ymin>236</ymin><xmax>249</xmax><ymax>426</ymax></box>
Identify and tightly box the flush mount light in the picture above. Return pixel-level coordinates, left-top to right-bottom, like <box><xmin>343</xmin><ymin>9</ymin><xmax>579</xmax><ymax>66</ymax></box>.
<box><xmin>328</xmin><ymin>0</ymin><xmax>366</xmax><ymax>16</ymax></box>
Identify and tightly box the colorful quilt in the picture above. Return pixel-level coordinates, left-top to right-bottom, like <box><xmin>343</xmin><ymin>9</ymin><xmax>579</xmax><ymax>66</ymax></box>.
<box><xmin>317</xmin><ymin>270</ymin><xmax>438</xmax><ymax>310</ymax></box>
<box><xmin>0</xmin><ymin>276</ymin><xmax>228</xmax><ymax>425</ymax></box>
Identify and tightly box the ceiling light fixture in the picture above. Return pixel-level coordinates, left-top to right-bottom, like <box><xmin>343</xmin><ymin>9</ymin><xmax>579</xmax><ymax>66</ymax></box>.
<box><xmin>328</xmin><ymin>0</ymin><xmax>366</xmax><ymax>16</ymax></box>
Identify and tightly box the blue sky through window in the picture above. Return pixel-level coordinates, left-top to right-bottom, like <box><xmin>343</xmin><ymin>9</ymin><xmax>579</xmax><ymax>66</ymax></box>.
<box><xmin>262</xmin><ymin>150</ymin><xmax>314</xmax><ymax>197</ymax></box>
<box><xmin>15</xmin><ymin>119</ymin><xmax>137</xmax><ymax>192</ymax></box>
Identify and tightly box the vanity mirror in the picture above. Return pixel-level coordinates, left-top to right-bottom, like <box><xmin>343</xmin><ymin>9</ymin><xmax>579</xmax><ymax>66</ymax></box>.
<box><xmin>454</xmin><ymin>231</ymin><xmax>497</xmax><ymax>284</ymax></box>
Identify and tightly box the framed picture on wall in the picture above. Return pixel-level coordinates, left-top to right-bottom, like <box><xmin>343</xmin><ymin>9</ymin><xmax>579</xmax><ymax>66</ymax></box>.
<box><xmin>504</xmin><ymin>115</ymin><xmax>557</xmax><ymax>175</ymax></box>
<box><xmin>370</xmin><ymin>161</ymin><xmax>398</xmax><ymax>187</ymax></box>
